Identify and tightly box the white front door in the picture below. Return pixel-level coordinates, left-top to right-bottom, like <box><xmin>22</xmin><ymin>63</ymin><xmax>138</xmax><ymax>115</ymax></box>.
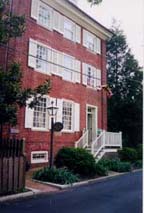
<box><xmin>87</xmin><ymin>106</ymin><xmax>97</xmax><ymax>145</ymax></box>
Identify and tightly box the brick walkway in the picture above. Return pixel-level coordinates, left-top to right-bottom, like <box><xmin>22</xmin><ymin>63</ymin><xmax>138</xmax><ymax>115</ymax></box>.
<box><xmin>26</xmin><ymin>169</ymin><xmax>60</xmax><ymax>193</ymax></box>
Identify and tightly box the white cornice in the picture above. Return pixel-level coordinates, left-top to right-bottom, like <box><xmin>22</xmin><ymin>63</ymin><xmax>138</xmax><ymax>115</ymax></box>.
<box><xmin>42</xmin><ymin>0</ymin><xmax>113</xmax><ymax>40</ymax></box>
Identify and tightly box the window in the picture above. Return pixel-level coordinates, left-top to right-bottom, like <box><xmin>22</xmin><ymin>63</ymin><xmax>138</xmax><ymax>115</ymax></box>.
<box><xmin>63</xmin><ymin>55</ymin><xmax>74</xmax><ymax>81</ymax></box>
<box><xmin>64</xmin><ymin>19</ymin><xmax>75</xmax><ymax>41</ymax></box>
<box><xmin>83</xmin><ymin>30</ymin><xmax>101</xmax><ymax>54</ymax></box>
<box><xmin>36</xmin><ymin>45</ymin><xmax>47</xmax><ymax>71</ymax></box>
<box><xmin>83</xmin><ymin>63</ymin><xmax>101</xmax><ymax>88</ymax></box>
<box><xmin>31</xmin><ymin>151</ymin><xmax>48</xmax><ymax>164</ymax></box>
<box><xmin>33</xmin><ymin>98</ymin><xmax>47</xmax><ymax>129</ymax></box>
<box><xmin>87</xmin><ymin>34</ymin><xmax>95</xmax><ymax>51</ymax></box>
<box><xmin>38</xmin><ymin>2</ymin><xmax>52</xmax><ymax>29</ymax></box>
<box><xmin>62</xmin><ymin>101</ymin><xmax>73</xmax><ymax>131</ymax></box>
<box><xmin>35</xmin><ymin>43</ymin><xmax>52</xmax><ymax>74</ymax></box>
<box><xmin>87</xmin><ymin>66</ymin><xmax>94</xmax><ymax>87</ymax></box>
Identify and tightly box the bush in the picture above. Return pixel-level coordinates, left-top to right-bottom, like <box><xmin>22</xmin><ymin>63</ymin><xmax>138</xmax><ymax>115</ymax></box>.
<box><xmin>54</xmin><ymin>147</ymin><xmax>96</xmax><ymax>177</ymax></box>
<box><xmin>33</xmin><ymin>167</ymin><xmax>79</xmax><ymax>185</ymax></box>
<box><xmin>136</xmin><ymin>144</ymin><xmax>142</xmax><ymax>160</ymax></box>
<box><xmin>95</xmin><ymin>162</ymin><xmax>108</xmax><ymax>176</ymax></box>
<box><xmin>133</xmin><ymin>160</ymin><xmax>142</xmax><ymax>169</ymax></box>
<box><xmin>98</xmin><ymin>159</ymin><xmax>131</xmax><ymax>173</ymax></box>
<box><xmin>97</xmin><ymin>159</ymin><xmax>111</xmax><ymax>169</ymax></box>
<box><xmin>118</xmin><ymin>147</ymin><xmax>137</xmax><ymax>163</ymax></box>
<box><xmin>109</xmin><ymin>160</ymin><xmax>131</xmax><ymax>172</ymax></box>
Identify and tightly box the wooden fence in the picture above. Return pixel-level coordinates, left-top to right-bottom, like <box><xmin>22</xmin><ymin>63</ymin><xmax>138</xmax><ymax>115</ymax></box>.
<box><xmin>0</xmin><ymin>139</ymin><xmax>26</xmax><ymax>196</ymax></box>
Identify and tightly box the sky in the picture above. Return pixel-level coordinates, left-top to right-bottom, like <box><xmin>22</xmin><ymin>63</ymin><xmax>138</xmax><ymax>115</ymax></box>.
<box><xmin>77</xmin><ymin>0</ymin><xmax>144</xmax><ymax>67</ymax></box>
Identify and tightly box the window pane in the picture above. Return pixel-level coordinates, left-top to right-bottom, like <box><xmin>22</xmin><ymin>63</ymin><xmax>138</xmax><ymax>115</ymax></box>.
<box><xmin>62</xmin><ymin>101</ymin><xmax>72</xmax><ymax>130</ymax></box>
<box><xmin>38</xmin><ymin>4</ymin><xmax>51</xmax><ymax>28</ymax></box>
<box><xmin>33</xmin><ymin>98</ymin><xmax>47</xmax><ymax>128</ymax></box>
<box><xmin>64</xmin><ymin>20</ymin><xmax>74</xmax><ymax>41</ymax></box>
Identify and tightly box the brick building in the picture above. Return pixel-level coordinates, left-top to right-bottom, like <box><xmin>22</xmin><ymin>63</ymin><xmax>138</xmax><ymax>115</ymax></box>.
<box><xmin>1</xmin><ymin>0</ymin><xmax>122</xmax><ymax>165</ymax></box>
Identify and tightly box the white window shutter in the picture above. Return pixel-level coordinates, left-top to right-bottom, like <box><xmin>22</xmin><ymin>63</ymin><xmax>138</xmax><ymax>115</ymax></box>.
<box><xmin>75</xmin><ymin>59</ymin><xmax>81</xmax><ymax>83</ymax></box>
<box><xmin>28</xmin><ymin>39</ymin><xmax>37</xmax><ymax>69</ymax></box>
<box><xmin>46</xmin><ymin>47</ymin><xmax>52</xmax><ymax>75</ymax></box>
<box><xmin>53</xmin><ymin>10</ymin><xmax>59</xmax><ymax>31</ymax></box>
<box><xmin>83</xmin><ymin>29</ymin><xmax>88</xmax><ymax>47</ymax></box>
<box><xmin>58</xmin><ymin>52</ymin><xmax>63</xmax><ymax>74</ymax></box>
<box><xmin>51</xmin><ymin>49</ymin><xmax>58</xmax><ymax>75</ymax></box>
<box><xmin>82</xmin><ymin>63</ymin><xmax>87</xmax><ymax>85</ymax></box>
<box><xmin>53</xmin><ymin>11</ymin><xmax>64</xmax><ymax>34</ymax></box>
<box><xmin>56</xmin><ymin>99</ymin><xmax>63</xmax><ymax>123</ymax></box>
<box><xmin>74</xmin><ymin>103</ymin><xmax>80</xmax><ymax>131</ymax></box>
<box><xmin>59</xmin><ymin>15</ymin><xmax>64</xmax><ymax>34</ymax></box>
<box><xmin>76</xmin><ymin>25</ymin><xmax>81</xmax><ymax>44</ymax></box>
<box><xmin>93</xmin><ymin>68</ymin><xmax>97</xmax><ymax>88</ymax></box>
<box><xmin>49</xmin><ymin>8</ymin><xmax>53</xmax><ymax>31</ymax></box>
<box><xmin>97</xmin><ymin>37</ymin><xmax>101</xmax><ymax>54</ymax></box>
<box><xmin>31</xmin><ymin>0</ymin><xmax>39</xmax><ymax>20</ymax></box>
<box><xmin>25</xmin><ymin>98</ymin><xmax>34</xmax><ymax>128</ymax></box>
<box><xmin>94</xmin><ymin>37</ymin><xmax>97</xmax><ymax>53</ymax></box>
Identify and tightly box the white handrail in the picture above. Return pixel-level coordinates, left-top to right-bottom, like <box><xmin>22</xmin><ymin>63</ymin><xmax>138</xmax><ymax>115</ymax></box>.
<box><xmin>91</xmin><ymin>130</ymin><xmax>105</xmax><ymax>157</ymax></box>
<box><xmin>75</xmin><ymin>130</ymin><xmax>88</xmax><ymax>148</ymax></box>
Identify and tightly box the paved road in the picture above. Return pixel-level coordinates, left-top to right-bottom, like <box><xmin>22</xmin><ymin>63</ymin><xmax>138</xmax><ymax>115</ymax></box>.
<box><xmin>0</xmin><ymin>171</ymin><xmax>142</xmax><ymax>213</ymax></box>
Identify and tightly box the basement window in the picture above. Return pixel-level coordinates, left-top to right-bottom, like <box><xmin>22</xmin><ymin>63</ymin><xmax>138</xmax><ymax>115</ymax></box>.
<box><xmin>31</xmin><ymin>151</ymin><xmax>48</xmax><ymax>164</ymax></box>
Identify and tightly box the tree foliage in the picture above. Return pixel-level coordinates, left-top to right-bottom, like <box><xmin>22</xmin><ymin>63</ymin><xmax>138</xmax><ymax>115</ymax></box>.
<box><xmin>0</xmin><ymin>0</ymin><xmax>51</xmax><ymax>138</ymax></box>
<box><xmin>0</xmin><ymin>0</ymin><xmax>25</xmax><ymax>43</ymax></box>
<box><xmin>87</xmin><ymin>0</ymin><xmax>102</xmax><ymax>5</ymax></box>
<box><xmin>107</xmin><ymin>26</ymin><xmax>142</xmax><ymax>147</ymax></box>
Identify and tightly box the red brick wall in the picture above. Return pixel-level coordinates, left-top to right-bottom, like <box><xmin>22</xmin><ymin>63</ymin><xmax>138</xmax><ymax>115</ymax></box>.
<box><xmin>1</xmin><ymin>0</ymin><xmax>108</xmax><ymax>163</ymax></box>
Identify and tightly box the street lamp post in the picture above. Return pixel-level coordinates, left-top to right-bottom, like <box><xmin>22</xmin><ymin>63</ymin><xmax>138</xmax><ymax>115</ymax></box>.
<box><xmin>47</xmin><ymin>101</ymin><xmax>58</xmax><ymax>168</ymax></box>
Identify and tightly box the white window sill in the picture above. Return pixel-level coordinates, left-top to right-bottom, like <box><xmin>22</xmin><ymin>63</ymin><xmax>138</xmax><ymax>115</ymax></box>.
<box><xmin>37</xmin><ymin>21</ymin><xmax>52</xmax><ymax>31</ymax></box>
<box><xmin>62</xmin><ymin>129</ymin><xmax>74</xmax><ymax>133</ymax></box>
<box><xmin>31</xmin><ymin>128</ymin><xmax>49</xmax><ymax>132</ymax></box>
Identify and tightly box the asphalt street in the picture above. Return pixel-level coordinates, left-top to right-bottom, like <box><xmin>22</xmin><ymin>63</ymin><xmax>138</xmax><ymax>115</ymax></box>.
<box><xmin>0</xmin><ymin>171</ymin><xmax>142</xmax><ymax>213</ymax></box>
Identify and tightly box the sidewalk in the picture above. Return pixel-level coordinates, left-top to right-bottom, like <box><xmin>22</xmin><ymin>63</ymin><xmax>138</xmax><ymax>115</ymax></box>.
<box><xmin>0</xmin><ymin>168</ymin><xmax>60</xmax><ymax>203</ymax></box>
<box><xmin>26</xmin><ymin>169</ymin><xmax>60</xmax><ymax>193</ymax></box>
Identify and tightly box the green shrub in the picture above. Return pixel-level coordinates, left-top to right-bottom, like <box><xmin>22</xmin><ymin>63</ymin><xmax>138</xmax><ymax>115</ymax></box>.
<box><xmin>118</xmin><ymin>147</ymin><xmax>137</xmax><ymax>163</ymax></box>
<box><xmin>95</xmin><ymin>162</ymin><xmax>108</xmax><ymax>176</ymax></box>
<box><xmin>133</xmin><ymin>160</ymin><xmax>142</xmax><ymax>169</ymax></box>
<box><xmin>97</xmin><ymin>159</ymin><xmax>111</xmax><ymax>169</ymax></box>
<box><xmin>54</xmin><ymin>147</ymin><xmax>96</xmax><ymax>177</ymax></box>
<box><xmin>33</xmin><ymin>167</ymin><xmax>79</xmax><ymax>184</ymax></box>
<box><xmin>108</xmin><ymin>160</ymin><xmax>131</xmax><ymax>172</ymax></box>
<box><xmin>136</xmin><ymin>144</ymin><xmax>142</xmax><ymax>160</ymax></box>
<box><xmin>98</xmin><ymin>159</ymin><xmax>131</xmax><ymax>173</ymax></box>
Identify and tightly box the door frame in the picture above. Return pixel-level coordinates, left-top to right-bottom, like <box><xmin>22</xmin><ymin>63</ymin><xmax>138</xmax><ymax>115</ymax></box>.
<box><xmin>86</xmin><ymin>104</ymin><xmax>98</xmax><ymax>143</ymax></box>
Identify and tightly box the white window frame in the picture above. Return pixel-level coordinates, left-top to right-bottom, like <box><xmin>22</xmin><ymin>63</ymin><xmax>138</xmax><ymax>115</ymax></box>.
<box><xmin>62</xmin><ymin>100</ymin><xmax>74</xmax><ymax>132</ymax></box>
<box><xmin>63</xmin><ymin>54</ymin><xmax>75</xmax><ymax>82</ymax></box>
<box><xmin>37</xmin><ymin>1</ymin><xmax>53</xmax><ymax>30</ymax></box>
<box><xmin>64</xmin><ymin>18</ymin><xmax>75</xmax><ymax>42</ymax></box>
<box><xmin>31</xmin><ymin>151</ymin><xmax>48</xmax><ymax>164</ymax></box>
<box><xmin>83</xmin><ymin>30</ymin><xmax>101</xmax><ymax>55</ymax></box>
<box><xmin>32</xmin><ymin>96</ymin><xmax>49</xmax><ymax>131</ymax></box>
<box><xmin>87</xmin><ymin>33</ymin><xmax>95</xmax><ymax>52</ymax></box>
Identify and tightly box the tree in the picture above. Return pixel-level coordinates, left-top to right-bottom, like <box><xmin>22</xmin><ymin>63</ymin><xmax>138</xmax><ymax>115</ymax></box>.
<box><xmin>0</xmin><ymin>0</ymin><xmax>51</xmax><ymax>139</ymax></box>
<box><xmin>87</xmin><ymin>0</ymin><xmax>102</xmax><ymax>5</ymax></box>
<box><xmin>107</xmin><ymin>26</ymin><xmax>142</xmax><ymax>147</ymax></box>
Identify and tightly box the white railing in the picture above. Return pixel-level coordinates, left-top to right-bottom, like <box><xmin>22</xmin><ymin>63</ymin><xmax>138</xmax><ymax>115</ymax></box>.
<box><xmin>91</xmin><ymin>131</ymin><xmax>105</xmax><ymax>157</ymax></box>
<box><xmin>91</xmin><ymin>130</ymin><xmax>122</xmax><ymax>158</ymax></box>
<box><xmin>105</xmin><ymin>131</ymin><xmax>122</xmax><ymax>148</ymax></box>
<box><xmin>75</xmin><ymin>130</ymin><xmax>88</xmax><ymax>148</ymax></box>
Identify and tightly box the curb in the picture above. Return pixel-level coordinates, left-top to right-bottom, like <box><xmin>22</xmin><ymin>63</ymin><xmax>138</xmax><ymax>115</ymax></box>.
<box><xmin>0</xmin><ymin>169</ymin><xmax>141</xmax><ymax>202</ymax></box>
<box><xmin>33</xmin><ymin>169</ymin><xmax>142</xmax><ymax>190</ymax></box>
<box><xmin>0</xmin><ymin>191</ymin><xmax>34</xmax><ymax>202</ymax></box>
